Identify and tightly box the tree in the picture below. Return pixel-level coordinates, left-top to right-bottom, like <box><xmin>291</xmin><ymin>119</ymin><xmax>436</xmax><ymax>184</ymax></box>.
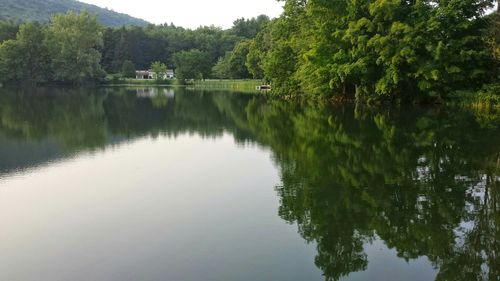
<box><xmin>488</xmin><ymin>11</ymin><xmax>500</xmax><ymax>68</ymax></box>
<box><xmin>228</xmin><ymin>40</ymin><xmax>251</xmax><ymax>79</ymax></box>
<box><xmin>211</xmin><ymin>52</ymin><xmax>231</xmax><ymax>79</ymax></box>
<box><xmin>44</xmin><ymin>11</ymin><xmax>105</xmax><ymax>84</ymax></box>
<box><xmin>173</xmin><ymin>49</ymin><xmax>211</xmax><ymax>82</ymax></box>
<box><xmin>246</xmin><ymin>22</ymin><xmax>273</xmax><ymax>79</ymax></box>
<box><xmin>150</xmin><ymin>61</ymin><xmax>167</xmax><ymax>81</ymax></box>
<box><xmin>230</xmin><ymin>15</ymin><xmax>270</xmax><ymax>39</ymax></box>
<box><xmin>0</xmin><ymin>21</ymin><xmax>19</xmax><ymax>43</ymax></box>
<box><xmin>211</xmin><ymin>40</ymin><xmax>252</xmax><ymax>79</ymax></box>
<box><xmin>121</xmin><ymin>60</ymin><xmax>136</xmax><ymax>78</ymax></box>
<box><xmin>0</xmin><ymin>22</ymin><xmax>49</xmax><ymax>84</ymax></box>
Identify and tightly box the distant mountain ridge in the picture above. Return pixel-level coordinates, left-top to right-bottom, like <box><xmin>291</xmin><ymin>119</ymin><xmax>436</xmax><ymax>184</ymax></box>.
<box><xmin>0</xmin><ymin>0</ymin><xmax>149</xmax><ymax>27</ymax></box>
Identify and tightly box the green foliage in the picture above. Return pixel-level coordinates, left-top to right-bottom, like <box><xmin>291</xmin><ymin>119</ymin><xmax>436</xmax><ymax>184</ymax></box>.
<box><xmin>0</xmin><ymin>12</ymin><xmax>270</xmax><ymax>85</ymax></box>
<box><xmin>101</xmin><ymin>24</ymin><xmax>238</xmax><ymax>73</ymax></box>
<box><xmin>228</xmin><ymin>40</ymin><xmax>252</xmax><ymax>79</ymax></box>
<box><xmin>0</xmin><ymin>22</ymin><xmax>49</xmax><ymax>84</ymax></box>
<box><xmin>150</xmin><ymin>61</ymin><xmax>167</xmax><ymax>81</ymax></box>
<box><xmin>0</xmin><ymin>11</ymin><xmax>106</xmax><ymax>84</ymax></box>
<box><xmin>0</xmin><ymin>21</ymin><xmax>19</xmax><ymax>43</ymax></box>
<box><xmin>99</xmin><ymin>15</ymin><xmax>270</xmax><ymax>78</ymax></box>
<box><xmin>44</xmin><ymin>11</ymin><xmax>105</xmax><ymax>84</ymax></box>
<box><xmin>248</xmin><ymin>0</ymin><xmax>497</xmax><ymax>101</ymax></box>
<box><xmin>246</xmin><ymin>21</ymin><xmax>274</xmax><ymax>79</ymax></box>
<box><xmin>246</xmin><ymin>9</ymin><xmax>305</xmax><ymax>90</ymax></box>
<box><xmin>211</xmin><ymin>52</ymin><xmax>232</xmax><ymax>79</ymax></box>
<box><xmin>473</xmin><ymin>84</ymin><xmax>500</xmax><ymax>110</ymax></box>
<box><xmin>486</xmin><ymin>12</ymin><xmax>500</xmax><ymax>75</ymax></box>
<box><xmin>101</xmin><ymin>26</ymin><xmax>169</xmax><ymax>72</ymax></box>
<box><xmin>173</xmin><ymin>49</ymin><xmax>211</xmax><ymax>82</ymax></box>
<box><xmin>121</xmin><ymin>60</ymin><xmax>136</xmax><ymax>78</ymax></box>
<box><xmin>0</xmin><ymin>0</ymin><xmax>148</xmax><ymax>27</ymax></box>
<box><xmin>230</xmin><ymin>15</ymin><xmax>270</xmax><ymax>39</ymax></box>
<box><xmin>211</xmin><ymin>40</ymin><xmax>252</xmax><ymax>79</ymax></box>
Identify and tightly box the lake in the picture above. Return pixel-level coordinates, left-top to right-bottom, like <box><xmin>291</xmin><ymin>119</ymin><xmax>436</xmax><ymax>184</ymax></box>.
<box><xmin>0</xmin><ymin>87</ymin><xmax>498</xmax><ymax>281</ymax></box>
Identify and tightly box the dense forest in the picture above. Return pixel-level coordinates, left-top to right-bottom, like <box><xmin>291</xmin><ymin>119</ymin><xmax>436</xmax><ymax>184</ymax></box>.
<box><xmin>0</xmin><ymin>1</ymin><xmax>500</xmax><ymax>103</ymax></box>
<box><xmin>0</xmin><ymin>0</ymin><xmax>148</xmax><ymax>27</ymax></box>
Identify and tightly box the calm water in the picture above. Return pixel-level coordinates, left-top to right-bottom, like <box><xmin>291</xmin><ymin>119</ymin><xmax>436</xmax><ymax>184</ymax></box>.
<box><xmin>0</xmin><ymin>87</ymin><xmax>498</xmax><ymax>281</ymax></box>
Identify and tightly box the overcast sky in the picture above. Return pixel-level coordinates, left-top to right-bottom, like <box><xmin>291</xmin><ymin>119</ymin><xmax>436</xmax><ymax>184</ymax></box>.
<box><xmin>79</xmin><ymin>0</ymin><xmax>284</xmax><ymax>29</ymax></box>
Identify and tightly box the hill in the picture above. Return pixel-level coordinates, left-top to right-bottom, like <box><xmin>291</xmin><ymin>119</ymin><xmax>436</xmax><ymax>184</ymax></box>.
<box><xmin>0</xmin><ymin>0</ymin><xmax>149</xmax><ymax>27</ymax></box>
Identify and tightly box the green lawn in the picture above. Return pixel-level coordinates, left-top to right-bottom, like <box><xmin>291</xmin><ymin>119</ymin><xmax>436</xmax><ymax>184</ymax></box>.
<box><xmin>192</xmin><ymin>79</ymin><xmax>263</xmax><ymax>92</ymax></box>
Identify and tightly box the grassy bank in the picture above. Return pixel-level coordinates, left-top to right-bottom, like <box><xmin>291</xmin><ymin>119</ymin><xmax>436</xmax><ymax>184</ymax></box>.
<box><xmin>190</xmin><ymin>79</ymin><xmax>263</xmax><ymax>92</ymax></box>
<box><xmin>102</xmin><ymin>78</ymin><xmax>264</xmax><ymax>93</ymax></box>
<box><xmin>103</xmin><ymin>75</ymin><xmax>177</xmax><ymax>86</ymax></box>
<box><xmin>447</xmin><ymin>85</ymin><xmax>500</xmax><ymax>112</ymax></box>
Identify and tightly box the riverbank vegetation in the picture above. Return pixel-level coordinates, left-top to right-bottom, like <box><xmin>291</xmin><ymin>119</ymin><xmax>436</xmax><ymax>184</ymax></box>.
<box><xmin>0</xmin><ymin>2</ymin><xmax>499</xmax><ymax>105</ymax></box>
<box><xmin>191</xmin><ymin>79</ymin><xmax>262</xmax><ymax>92</ymax></box>
<box><xmin>244</xmin><ymin>0</ymin><xmax>500</xmax><ymax>104</ymax></box>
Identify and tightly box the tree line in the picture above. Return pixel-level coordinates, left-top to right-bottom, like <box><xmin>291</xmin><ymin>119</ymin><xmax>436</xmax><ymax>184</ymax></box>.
<box><xmin>0</xmin><ymin>12</ymin><xmax>104</xmax><ymax>84</ymax></box>
<box><xmin>0</xmin><ymin>12</ymin><xmax>269</xmax><ymax>85</ymax></box>
<box><xmin>244</xmin><ymin>0</ymin><xmax>500</xmax><ymax>101</ymax></box>
<box><xmin>1</xmin><ymin>2</ymin><xmax>499</xmax><ymax>102</ymax></box>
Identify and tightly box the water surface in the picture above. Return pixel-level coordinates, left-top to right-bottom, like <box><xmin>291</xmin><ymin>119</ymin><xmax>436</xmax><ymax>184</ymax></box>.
<box><xmin>0</xmin><ymin>87</ymin><xmax>498</xmax><ymax>281</ymax></box>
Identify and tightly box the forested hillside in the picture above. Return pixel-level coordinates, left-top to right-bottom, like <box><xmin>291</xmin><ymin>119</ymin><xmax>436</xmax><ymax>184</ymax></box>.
<box><xmin>0</xmin><ymin>0</ymin><xmax>148</xmax><ymax>27</ymax></box>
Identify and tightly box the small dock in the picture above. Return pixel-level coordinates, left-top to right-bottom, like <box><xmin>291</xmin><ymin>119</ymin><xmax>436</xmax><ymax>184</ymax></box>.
<box><xmin>256</xmin><ymin>85</ymin><xmax>272</xmax><ymax>91</ymax></box>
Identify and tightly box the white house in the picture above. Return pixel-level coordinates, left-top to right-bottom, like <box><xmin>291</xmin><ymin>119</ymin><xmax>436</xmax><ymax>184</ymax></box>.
<box><xmin>135</xmin><ymin>69</ymin><xmax>175</xmax><ymax>80</ymax></box>
<box><xmin>135</xmin><ymin>70</ymin><xmax>152</xmax><ymax>79</ymax></box>
<box><xmin>166</xmin><ymin>69</ymin><xmax>175</xmax><ymax>79</ymax></box>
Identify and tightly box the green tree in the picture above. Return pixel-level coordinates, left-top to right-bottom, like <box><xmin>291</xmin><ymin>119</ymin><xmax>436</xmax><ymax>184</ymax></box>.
<box><xmin>150</xmin><ymin>61</ymin><xmax>167</xmax><ymax>81</ymax></box>
<box><xmin>0</xmin><ymin>22</ymin><xmax>49</xmax><ymax>84</ymax></box>
<box><xmin>230</xmin><ymin>15</ymin><xmax>270</xmax><ymax>39</ymax></box>
<box><xmin>246</xmin><ymin>21</ymin><xmax>273</xmax><ymax>79</ymax></box>
<box><xmin>211</xmin><ymin>52</ymin><xmax>232</xmax><ymax>79</ymax></box>
<box><xmin>228</xmin><ymin>39</ymin><xmax>251</xmax><ymax>79</ymax></box>
<box><xmin>173</xmin><ymin>49</ymin><xmax>211</xmax><ymax>82</ymax></box>
<box><xmin>121</xmin><ymin>60</ymin><xmax>136</xmax><ymax>78</ymax></box>
<box><xmin>44</xmin><ymin>11</ymin><xmax>104</xmax><ymax>84</ymax></box>
<box><xmin>212</xmin><ymin>40</ymin><xmax>252</xmax><ymax>79</ymax></box>
<box><xmin>487</xmin><ymin>12</ymin><xmax>500</xmax><ymax>73</ymax></box>
<box><xmin>0</xmin><ymin>21</ymin><xmax>19</xmax><ymax>43</ymax></box>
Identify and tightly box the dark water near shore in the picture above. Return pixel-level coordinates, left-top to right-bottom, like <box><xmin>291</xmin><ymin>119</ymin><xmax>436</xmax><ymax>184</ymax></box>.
<box><xmin>0</xmin><ymin>86</ymin><xmax>498</xmax><ymax>281</ymax></box>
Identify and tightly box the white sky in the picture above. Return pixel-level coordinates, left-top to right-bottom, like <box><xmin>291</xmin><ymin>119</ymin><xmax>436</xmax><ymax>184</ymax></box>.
<box><xmin>79</xmin><ymin>0</ymin><xmax>284</xmax><ymax>29</ymax></box>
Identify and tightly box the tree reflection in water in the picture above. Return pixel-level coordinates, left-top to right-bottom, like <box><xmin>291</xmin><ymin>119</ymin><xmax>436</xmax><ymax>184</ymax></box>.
<box><xmin>0</xmin><ymin>87</ymin><xmax>498</xmax><ymax>280</ymax></box>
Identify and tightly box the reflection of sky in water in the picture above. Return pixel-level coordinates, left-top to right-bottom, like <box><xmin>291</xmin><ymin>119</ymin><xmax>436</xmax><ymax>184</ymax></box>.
<box><xmin>0</xmin><ymin>134</ymin><xmax>323</xmax><ymax>281</ymax></box>
<box><xmin>0</xmin><ymin>134</ymin><xmax>440</xmax><ymax>281</ymax></box>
